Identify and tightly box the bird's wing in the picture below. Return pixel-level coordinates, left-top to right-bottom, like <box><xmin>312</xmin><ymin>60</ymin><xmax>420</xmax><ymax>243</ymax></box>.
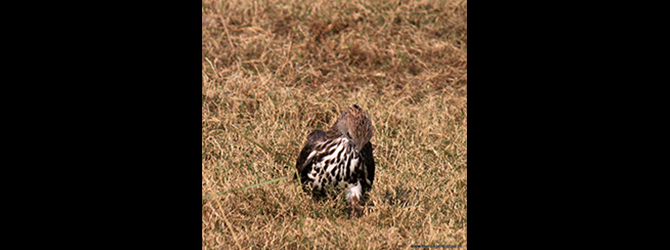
<box><xmin>361</xmin><ymin>141</ymin><xmax>375</xmax><ymax>190</ymax></box>
<box><xmin>295</xmin><ymin>129</ymin><xmax>328</xmax><ymax>174</ymax></box>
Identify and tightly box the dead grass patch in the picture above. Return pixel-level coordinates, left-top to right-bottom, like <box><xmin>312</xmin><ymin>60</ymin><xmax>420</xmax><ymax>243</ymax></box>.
<box><xmin>203</xmin><ymin>0</ymin><xmax>466</xmax><ymax>248</ymax></box>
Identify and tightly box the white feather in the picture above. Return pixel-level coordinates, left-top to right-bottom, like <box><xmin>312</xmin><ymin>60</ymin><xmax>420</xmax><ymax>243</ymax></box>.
<box><xmin>346</xmin><ymin>181</ymin><xmax>362</xmax><ymax>201</ymax></box>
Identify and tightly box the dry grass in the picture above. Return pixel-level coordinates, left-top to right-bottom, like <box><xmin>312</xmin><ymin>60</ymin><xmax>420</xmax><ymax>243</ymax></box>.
<box><xmin>202</xmin><ymin>0</ymin><xmax>466</xmax><ymax>248</ymax></box>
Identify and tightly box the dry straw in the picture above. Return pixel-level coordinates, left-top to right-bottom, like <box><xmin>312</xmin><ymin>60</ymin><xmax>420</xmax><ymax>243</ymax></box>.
<box><xmin>203</xmin><ymin>0</ymin><xmax>466</xmax><ymax>248</ymax></box>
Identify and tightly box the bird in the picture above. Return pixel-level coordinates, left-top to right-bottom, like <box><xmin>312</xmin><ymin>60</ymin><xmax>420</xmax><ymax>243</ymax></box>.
<box><xmin>295</xmin><ymin>104</ymin><xmax>375</xmax><ymax>217</ymax></box>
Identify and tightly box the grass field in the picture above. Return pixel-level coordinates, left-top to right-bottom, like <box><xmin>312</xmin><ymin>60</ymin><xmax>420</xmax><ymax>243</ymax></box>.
<box><xmin>202</xmin><ymin>0</ymin><xmax>466</xmax><ymax>248</ymax></box>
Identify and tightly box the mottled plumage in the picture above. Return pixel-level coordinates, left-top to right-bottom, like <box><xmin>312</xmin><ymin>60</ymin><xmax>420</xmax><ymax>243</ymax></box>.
<box><xmin>295</xmin><ymin>104</ymin><xmax>375</xmax><ymax>217</ymax></box>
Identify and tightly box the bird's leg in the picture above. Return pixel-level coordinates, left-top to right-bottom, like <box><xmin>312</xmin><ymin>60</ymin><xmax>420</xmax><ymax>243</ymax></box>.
<box><xmin>346</xmin><ymin>181</ymin><xmax>364</xmax><ymax>218</ymax></box>
<box><xmin>348</xmin><ymin>195</ymin><xmax>363</xmax><ymax>218</ymax></box>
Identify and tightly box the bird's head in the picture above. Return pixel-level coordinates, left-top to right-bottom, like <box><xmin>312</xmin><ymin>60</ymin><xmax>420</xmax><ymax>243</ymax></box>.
<box><xmin>331</xmin><ymin>104</ymin><xmax>374</xmax><ymax>152</ymax></box>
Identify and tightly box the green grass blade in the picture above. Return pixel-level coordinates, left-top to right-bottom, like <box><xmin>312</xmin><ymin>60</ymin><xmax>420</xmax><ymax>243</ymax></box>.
<box><xmin>231</xmin><ymin>125</ymin><xmax>294</xmax><ymax>168</ymax></box>
<box><xmin>202</xmin><ymin>126</ymin><xmax>297</xmax><ymax>200</ymax></box>
<box><xmin>202</xmin><ymin>176</ymin><xmax>289</xmax><ymax>200</ymax></box>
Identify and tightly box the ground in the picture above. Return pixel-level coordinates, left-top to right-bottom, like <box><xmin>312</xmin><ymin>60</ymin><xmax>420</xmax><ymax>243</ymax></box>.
<box><xmin>202</xmin><ymin>0</ymin><xmax>467</xmax><ymax>248</ymax></box>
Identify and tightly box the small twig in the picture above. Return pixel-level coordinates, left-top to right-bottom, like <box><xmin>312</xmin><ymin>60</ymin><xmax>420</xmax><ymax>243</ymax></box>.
<box><xmin>220</xmin><ymin>16</ymin><xmax>236</xmax><ymax>51</ymax></box>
